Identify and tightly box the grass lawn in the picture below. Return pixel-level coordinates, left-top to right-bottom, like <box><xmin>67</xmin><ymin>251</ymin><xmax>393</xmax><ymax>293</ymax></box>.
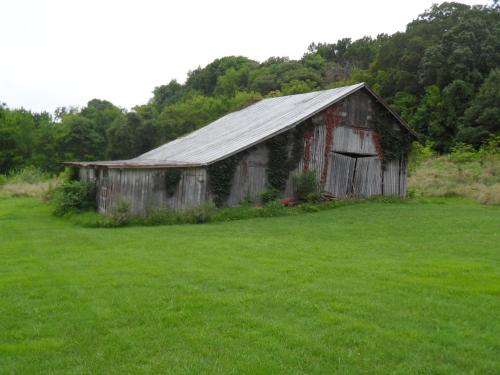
<box><xmin>0</xmin><ymin>197</ymin><xmax>499</xmax><ymax>374</ymax></box>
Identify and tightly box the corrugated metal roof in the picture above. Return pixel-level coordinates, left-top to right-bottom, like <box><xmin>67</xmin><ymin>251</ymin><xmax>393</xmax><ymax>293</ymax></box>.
<box><xmin>136</xmin><ymin>83</ymin><xmax>365</xmax><ymax>167</ymax></box>
<box><xmin>68</xmin><ymin>83</ymin><xmax>415</xmax><ymax>169</ymax></box>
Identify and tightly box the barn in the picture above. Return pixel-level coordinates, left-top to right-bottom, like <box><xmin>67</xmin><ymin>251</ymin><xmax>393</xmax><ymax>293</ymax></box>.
<box><xmin>68</xmin><ymin>83</ymin><xmax>417</xmax><ymax>215</ymax></box>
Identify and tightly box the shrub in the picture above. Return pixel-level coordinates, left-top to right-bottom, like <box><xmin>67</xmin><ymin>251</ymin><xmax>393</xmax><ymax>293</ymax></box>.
<box><xmin>52</xmin><ymin>181</ymin><xmax>96</xmax><ymax>216</ymax></box>
<box><xmin>408</xmin><ymin>141</ymin><xmax>435</xmax><ymax>173</ymax></box>
<box><xmin>305</xmin><ymin>191</ymin><xmax>322</xmax><ymax>203</ymax></box>
<box><xmin>294</xmin><ymin>171</ymin><xmax>320</xmax><ymax>202</ymax></box>
<box><xmin>109</xmin><ymin>200</ymin><xmax>132</xmax><ymax>226</ymax></box>
<box><xmin>182</xmin><ymin>202</ymin><xmax>217</xmax><ymax>224</ymax></box>
<box><xmin>240</xmin><ymin>195</ymin><xmax>253</xmax><ymax>206</ymax></box>
<box><xmin>260</xmin><ymin>189</ymin><xmax>279</xmax><ymax>204</ymax></box>
<box><xmin>296</xmin><ymin>203</ymin><xmax>321</xmax><ymax>213</ymax></box>
<box><xmin>60</xmin><ymin>167</ymin><xmax>79</xmax><ymax>183</ymax></box>
<box><xmin>261</xmin><ymin>200</ymin><xmax>287</xmax><ymax>217</ymax></box>
<box><xmin>449</xmin><ymin>143</ymin><xmax>479</xmax><ymax>164</ymax></box>
<box><xmin>143</xmin><ymin>208</ymin><xmax>177</xmax><ymax>226</ymax></box>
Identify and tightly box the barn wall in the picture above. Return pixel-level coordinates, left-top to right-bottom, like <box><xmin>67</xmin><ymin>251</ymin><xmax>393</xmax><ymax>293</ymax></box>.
<box><xmin>79</xmin><ymin>167</ymin><xmax>208</xmax><ymax>215</ymax></box>
<box><xmin>225</xmin><ymin>144</ymin><xmax>269</xmax><ymax>206</ymax></box>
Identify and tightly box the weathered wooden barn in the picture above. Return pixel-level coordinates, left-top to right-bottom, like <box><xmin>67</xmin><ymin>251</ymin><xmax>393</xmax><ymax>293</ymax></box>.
<box><xmin>68</xmin><ymin>83</ymin><xmax>417</xmax><ymax>214</ymax></box>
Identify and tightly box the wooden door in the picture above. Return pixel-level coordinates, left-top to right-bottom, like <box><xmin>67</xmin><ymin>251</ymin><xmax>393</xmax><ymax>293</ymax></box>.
<box><xmin>352</xmin><ymin>156</ymin><xmax>382</xmax><ymax>197</ymax></box>
<box><xmin>326</xmin><ymin>153</ymin><xmax>382</xmax><ymax>198</ymax></box>
<box><xmin>325</xmin><ymin>153</ymin><xmax>356</xmax><ymax>198</ymax></box>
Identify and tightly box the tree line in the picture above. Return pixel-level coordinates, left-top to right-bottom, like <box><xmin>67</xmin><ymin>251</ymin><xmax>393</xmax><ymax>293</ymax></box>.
<box><xmin>1</xmin><ymin>1</ymin><xmax>499</xmax><ymax>174</ymax></box>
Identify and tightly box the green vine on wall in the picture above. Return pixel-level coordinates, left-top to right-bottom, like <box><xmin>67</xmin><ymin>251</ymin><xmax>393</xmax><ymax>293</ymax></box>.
<box><xmin>165</xmin><ymin>168</ymin><xmax>182</xmax><ymax>197</ymax></box>
<box><xmin>207</xmin><ymin>119</ymin><xmax>314</xmax><ymax>205</ymax></box>
<box><xmin>266</xmin><ymin>132</ymin><xmax>290</xmax><ymax>192</ymax></box>
<box><xmin>266</xmin><ymin>119</ymin><xmax>314</xmax><ymax>192</ymax></box>
<box><xmin>207</xmin><ymin>153</ymin><xmax>242</xmax><ymax>207</ymax></box>
<box><xmin>372</xmin><ymin>107</ymin><xmax>413</xmax><ymax>166</ymax></box>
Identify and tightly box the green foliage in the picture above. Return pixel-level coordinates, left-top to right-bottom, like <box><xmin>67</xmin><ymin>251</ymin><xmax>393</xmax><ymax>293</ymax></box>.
<box><xmin>0</xmin><ymin>107</ymin><xmax>36</xmax><ymax>173</ymax></box>
<box><xmin>294</xmin><ymin>171</ymin><xmax>320</xmax><ymax>202</ymax></box>
<box><xmin>409</xmin><ymin>143</ymin><xmax>500</xmax><ymax>204</ymax></box>
<box><xmin>266</xmin><ymin>122</ymin><xmax>314</xmax><ymax>194</ymax></box>
<box><xmin>280</xmin><ymin>80</ymin><xmax>319</xmax><ymax>95</ymax></box>
<box><xmin>266</xmin><ymin>133</ymin><xmax>290</xmax><ymax>192</ymax></box>
<box><xmin>459</xmin><ymin>69</ymin><xmax>500</xmax><ymax>147</ymax></box>
<box><xmin>449</xmin><ymin>143</ymin><xmax>479</xmax><ymax>164</ymax></box>
<box><xmin>6</xmin><ymin>166</ymin><xmax>50</xmax><ymax>184</ymax></box>
<box><xmin>373</xmin><ymin>107</ymin><xmax>413</xmax><ymax>163</ymax></box>
<box><xmin>207</xmin><ymin>154</ymin><xmax>241</xmax><ymax>207</ymax></box>
<box><xmin>260</xmin><ymin>189</ymin><xmax>279</xmax><ymax>204</ymax></box>
<box><xmin>305</xmin><ymin>192</ymin><xmax>322</xmax><ymax>204</ymax></box>
<box><xmin>52</xmin><ymin>181</ymin><xmax>96</xmax><ymax>216</ymax></box>
<box><xmin>165</xmin><ymin>168</ymin><xmax>182</xmax><ymax>197</ymax></box>
<box><xmin>61</xmin><ymin>166</ymin><xmax>79</xmax><ymax>182</ymax></box>
<box><xmin>109</xmin><ymin>200</ymin><xmax>133</xmax><ymax>226</ymax></box>
<box><xmin>481</xmin><ymin>134</ymin><xmax>500</xmax><ymax>157</ymax></box>
<box><xmin>408</xmin><ymin>141</ymin><xmax>436</xmax><ymax>173</ymax></box>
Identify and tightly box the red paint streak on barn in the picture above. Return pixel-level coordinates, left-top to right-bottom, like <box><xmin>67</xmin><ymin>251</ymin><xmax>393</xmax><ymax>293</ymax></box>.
<box><xmin>372</xmin><ymin>131</ymin><xmax>384</xmax><ymax>160</ymax></box>
<box><xmin>321</xmin><ymin>106</ymin><xmax>342</xmax><ymax>186</ymax></box>
<box><xmin>242</xmin><ymin>159</ymin><xmax>248</xmax><ymax>177</ymax></box>
<box><xmin>303</xmin><ymin>128</ymin><xmax>313</xmax><ymax>172</ymax></box>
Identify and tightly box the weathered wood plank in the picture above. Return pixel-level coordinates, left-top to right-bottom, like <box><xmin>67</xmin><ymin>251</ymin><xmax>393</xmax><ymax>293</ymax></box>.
<box><xmin>382</xmin><ymin>159</ymin><xmax>400</xmax><ymax>196</ymax></box>
<box><xmin>325</xmin><ymin>153</ymin><xmax>356</xmax><ymax>198</ymax></box>
<box><xmin>399</xmin><ymin>158</ymin><xmax>408</xmax><ymax>197</ymax></box>
<box><xmin>353</xmin><ymin>157</ymin><xmax>382</xmax><ymax>197</ymax></box>
<box><xmin>332</xmin><ymin>126</ymin><xmax>377</xmax><ymax>155</ymax></box>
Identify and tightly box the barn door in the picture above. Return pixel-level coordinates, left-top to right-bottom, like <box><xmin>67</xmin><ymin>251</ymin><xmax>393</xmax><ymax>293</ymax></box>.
<box><xmin>325</xmin><ymin>153</ymin><xmax>356</xmax><ymax>198</ymax></box>
<box><xmin>352</xmin><ymin>156</ymin><xmax>382</xmax><ymax>197</ymax></box>
<box><xmin>326</xmin><ymin>153</ymin><xmax>382</xmax><ymax>198</ymax></box>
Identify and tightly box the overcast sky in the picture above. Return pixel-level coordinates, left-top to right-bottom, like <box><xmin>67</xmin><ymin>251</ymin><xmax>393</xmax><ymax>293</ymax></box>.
<box><xmin>0</xmin><ymin>0</ymin><xmax>490</xmax><ymax>113</ymax></box>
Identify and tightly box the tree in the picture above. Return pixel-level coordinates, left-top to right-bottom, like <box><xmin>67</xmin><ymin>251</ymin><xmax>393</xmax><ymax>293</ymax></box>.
<box><xmin>57</xmin><ymin>115</ymin><xmax>105</xmax><ymax>162</ymax></box>
<box><xmin>0</xmin><ymin>107</ymin><xmax>36</xmax><ymax>173</ymax></box>
<box><xmin>458</xmin><ymin>69</ymin><xmax>500</xmax><ymax>147</ymax></box>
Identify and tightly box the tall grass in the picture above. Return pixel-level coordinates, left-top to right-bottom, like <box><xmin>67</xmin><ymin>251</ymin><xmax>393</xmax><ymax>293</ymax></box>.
<box><xmin>409</xmin><ymin>138</ymin><xmax>500</xmax><ymax>205</ymax></box>
<box><xmin>0</xmin><ymin>166</ymin><xmax>59</xmax><ymax>198</ymax></box>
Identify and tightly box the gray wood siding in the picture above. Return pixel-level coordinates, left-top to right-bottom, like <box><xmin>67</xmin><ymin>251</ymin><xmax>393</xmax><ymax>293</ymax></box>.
<box><xmin>353</xmin><ymin>157</ymin><xmax>383</xmax><ymax>197</ymax></box>
<box><xmin>399</xmin><ymin>158</ymin><xmax>408</xmax><ymax>197</ymax></box>
<box><xmin>382</xmin><ymin>160</ymin><xmax>400</xmax><ymax>196</ymax></box>
<box><xmin>325</xmin><ymin>153</ymin><xmax>356</xmax><ymax>198</ymax></box>
<box><xmin>331</xmin><ymin>126</ymin><xmax>377</xmax><ymax>155</ymax></box>
<box><xmin>341</xmin><ymin>90</ymin><xmax>373</xmax><ymax>128</ymax></box>
<box><xmin>80</xmin><ymin>167</ymin><xmax>208</xmax><ymax>214</ymax></box>
<box><xmin>226</xmin><ymin>144</ymin><xmax>269</xmax><ymax>206</ymax></box>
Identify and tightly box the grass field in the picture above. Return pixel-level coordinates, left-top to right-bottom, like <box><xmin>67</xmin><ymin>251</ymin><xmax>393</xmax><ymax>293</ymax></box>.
<box><xmin>1</xmin><ymin>197</ymin><xmax>499</xmax><ymax>374</ymax></box>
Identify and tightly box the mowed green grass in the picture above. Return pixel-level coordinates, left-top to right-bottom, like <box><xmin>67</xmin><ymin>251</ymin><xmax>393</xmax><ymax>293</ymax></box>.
<box><xmin>0</xmin><ymin>198</ymin><xmax>499</xmax><ymax>374</ymax></box>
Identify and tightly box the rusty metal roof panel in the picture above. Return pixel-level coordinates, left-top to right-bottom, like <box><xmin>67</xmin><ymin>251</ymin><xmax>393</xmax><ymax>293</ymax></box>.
<box><xmin>133</xmin><ymin>83</ymin><xmax>366</xmax><ymax>166</ymax></box>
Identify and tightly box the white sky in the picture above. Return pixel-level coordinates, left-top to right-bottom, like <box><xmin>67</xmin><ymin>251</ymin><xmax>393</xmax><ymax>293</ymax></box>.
<box><xmin>0</xmin><ymin>0</ymin><xmax>491</xmax><ymax>113</ymax></box>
